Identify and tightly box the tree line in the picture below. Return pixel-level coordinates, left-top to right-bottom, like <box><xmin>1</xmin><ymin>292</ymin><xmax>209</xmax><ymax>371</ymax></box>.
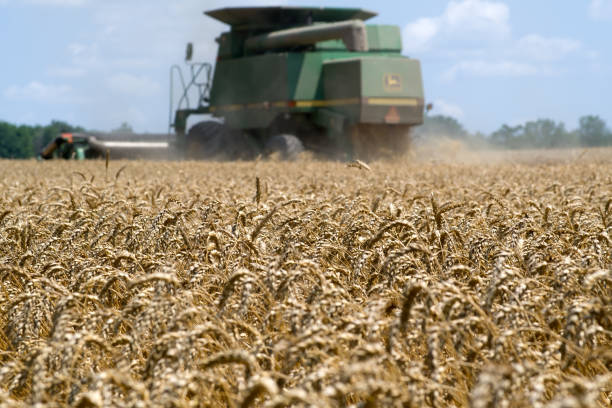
<box><xmin>416</xmin><ymin>114</ymin><xmax>612</xmax><ymax>149</ymax></box>
<box><xmin>1</xmin><ymin>115</ymin><xmax>611</xmax><ymax>158</ymax></box>
<box><xmin>0</xmin><ymin>120</ymin><xmax>85</xmax><ymax>159</ymax></box>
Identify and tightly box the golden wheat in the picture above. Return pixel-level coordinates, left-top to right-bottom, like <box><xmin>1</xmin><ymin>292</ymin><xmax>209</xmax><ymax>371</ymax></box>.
<box><xmin>0</xmin><ymin>147</ymin><xmax>610</xmax><ymax>407</ymax></box>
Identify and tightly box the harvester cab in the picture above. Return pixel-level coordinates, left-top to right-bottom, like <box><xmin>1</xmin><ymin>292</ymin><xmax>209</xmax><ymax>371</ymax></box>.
<box><xmin>170</xmin><ymin>6</ymin><xmax>426</xmax><ymax>161</ymax></box>
<box><xmin>38</xmin><ymin>133</ymin><xmax>91</xmax><ymax>160</ymax></box>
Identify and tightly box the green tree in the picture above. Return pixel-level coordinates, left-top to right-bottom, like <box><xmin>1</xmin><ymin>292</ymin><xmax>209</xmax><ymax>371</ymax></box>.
<box><xmin>0</xmin><ymin>120</ymin><xmax>85</xmax><ymax>158</ymax></box>
<box><xmin>577</xmin><ymin>115</ymin><xmax>612</xmax><ymax>146</ymax></box>
<box><xmin>0</xmin><ymin>121</ymin><xmax>34</xmax><ymax>158</ymax></box>
<box><xmin>0</xmin><ymin>122</ymin><xmax>18</xmax><ymax>157</ymax></box>
<box><xmin>490</xmin><ymin>124</ymin><xmax>523</xmax><ymax>148</ymax></box>
<box><xmin>490</xmin><ymin>119</ymin><xmax>577</xmax><ymax>149</ymax></box>
<box><xmin>16</xmin><ymin>125</ymin><xmax>35</xmax><ymax>157</ymax></box>
<box><xmin>522</xmin><ymin>119</ymin><xmax>571</xmax><ymax>148</ymax></box>
<box><xmin>416</xmin><ymin>115</ymin><xmax>468</xmax><ymax>139</ymax></box>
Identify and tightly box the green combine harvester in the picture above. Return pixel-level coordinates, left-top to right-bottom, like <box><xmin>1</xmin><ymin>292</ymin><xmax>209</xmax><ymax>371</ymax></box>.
<box><xmin>41</xmin><ymin>7</ymin><xmax>426</xmax><ymax>161</ymax></box>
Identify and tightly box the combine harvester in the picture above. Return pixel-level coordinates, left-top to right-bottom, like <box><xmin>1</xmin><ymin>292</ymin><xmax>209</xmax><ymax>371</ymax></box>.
<box><xmin>41</xmin><ymin>6</ymin><xmax>427</xmax><ymax>161</ymax></box>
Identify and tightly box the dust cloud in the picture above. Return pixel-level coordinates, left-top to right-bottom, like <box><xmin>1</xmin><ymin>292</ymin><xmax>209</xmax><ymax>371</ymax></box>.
<box><xmin>407</xmin><ymin>135</ymin><xmax>611</xmax><ymax>166</ymax></box>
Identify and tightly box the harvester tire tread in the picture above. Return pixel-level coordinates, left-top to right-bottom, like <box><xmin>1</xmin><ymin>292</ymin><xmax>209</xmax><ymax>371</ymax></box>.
<box><xmin>223</xmin><ymin>131</ymin><xmax>261</xmax><ymax>160</ymax></box>
<box><xmin>186</xmin><ymin>121</ymin><xmax>226</xmax><ymax>159</ymax></box>
<box><xmin>265</xmin><ymin>134</ymin><xmax>304</xmax><ymax>160</ymax></box>
<box><xmin>187</xmin><ymin>121</ymin><xmax>260</xmax><ymax>160</ymax></box>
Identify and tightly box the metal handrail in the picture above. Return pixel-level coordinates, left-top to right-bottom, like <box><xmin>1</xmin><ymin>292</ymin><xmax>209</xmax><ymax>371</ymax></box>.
<box><xmin>169</xmin><ymin>62</ymin><xmax>212</xmax><ymax>133</ymax></box>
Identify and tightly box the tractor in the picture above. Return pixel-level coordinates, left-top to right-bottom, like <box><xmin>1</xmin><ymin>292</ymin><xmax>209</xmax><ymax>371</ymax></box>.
<box><xmin>38</xmin><ymin>132</ymin><xmax>170</xmax><ymax>160</ymax></box>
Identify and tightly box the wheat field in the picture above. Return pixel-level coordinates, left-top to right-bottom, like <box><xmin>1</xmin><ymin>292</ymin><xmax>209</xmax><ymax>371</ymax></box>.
<box><xmin>0</xmin><ymin>147</ymin><xmax>610</xmax><ymax>407</ymax></box>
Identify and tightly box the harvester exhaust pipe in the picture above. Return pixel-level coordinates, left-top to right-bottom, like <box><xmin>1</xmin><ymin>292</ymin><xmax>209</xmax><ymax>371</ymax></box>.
<box><xmin>245</xmin><ymin>19</ymin><xmax>369</xmax><ymax>52</ymax></box>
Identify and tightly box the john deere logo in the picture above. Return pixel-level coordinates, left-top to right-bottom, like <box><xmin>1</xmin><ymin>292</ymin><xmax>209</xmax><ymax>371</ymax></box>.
<box><xmin>383</xmin><ymin>74</ymin><xmax>402</xmax><ymax>92</ymax></box>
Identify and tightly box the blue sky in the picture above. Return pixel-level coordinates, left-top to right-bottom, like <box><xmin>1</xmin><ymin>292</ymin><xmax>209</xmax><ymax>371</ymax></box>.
<box><xmin>1</xmin><ymin>0</ymin><xmax>611</xmax><ymax>134</ymax></box>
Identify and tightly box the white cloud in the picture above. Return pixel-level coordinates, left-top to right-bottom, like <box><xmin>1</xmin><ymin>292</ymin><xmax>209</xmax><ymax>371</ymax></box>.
<box><xmin>107</xmin><ymin>73</ymin><xmax>161</xmax><ymax>96</ymax></box>
<box><xmin>515</xmin><ymin>35</ymin><xmax>581</xmax><ymax>61</ymax></box>
<box><xmin>403</xmin><ymin>18</ymin><xmax>439</xmax><ymax>52</ymax></box>
<box><xmin>66</xmin><ymin>42</ymin><xmax>100</xmax><ymax>68</ymax></box>
<box><xmin>6</xmin><ymin>0</ymin><xmax>289</xmax><ymax>132</ymax></box>
<box><xmin>403</xmin><ymin>1</ymin><xmax>585</xmax><ymax>81</ymax></box>
<box><xmin>433</xmin><ymin>100</ymin><xmax>464</xmax><ymax>119</ymax></box>
<box><xmin>68</xmin><ymin>43</ymin><xmax>89</xmax><ymax>56</ymax></box>
<box><xmin>3</xmin><ymin>81</ymin><xmax>82</xmax><ymax>103</ymax></box>
<box><xmin>403</xmin><ymin>0</ymin><xmax>510</xmax><ymax>53</ymax></box>
<box><xmin>444</xmin><ymin>0</ymin><xmax>509</xmax><ymax>32</ymax></box>
<box><xmin>442</xmin><ymin>60</ymin><xmax>538</xmax><ymax>81</ymax></box>
<box><xmin>589</xmin><ymin>0</ymin><xmax>612</xmax><ymax>20</ymax></box>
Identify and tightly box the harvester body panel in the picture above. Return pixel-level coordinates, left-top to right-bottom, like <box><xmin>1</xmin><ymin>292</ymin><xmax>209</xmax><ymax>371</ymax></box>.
<box><xmin>208</xmin><ymin>51</ymin><xmax>424</xmax><ymax>129</ymax></box>
<box><xmin>205</xmin><ymin>7</ymin><xmax>425</xmax><ymax>141</ymax></box>
<box><xmin>322</xmin><ymin>57</ymin><xmax>424</xmax><ymax>125</ymax></box>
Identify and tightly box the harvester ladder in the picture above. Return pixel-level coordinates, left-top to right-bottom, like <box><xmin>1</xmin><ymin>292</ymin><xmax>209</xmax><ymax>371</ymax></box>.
<box><xmin>168</xmin><ymin>62</ymin><xmax>212</xmax><ymax>133</ymax></box>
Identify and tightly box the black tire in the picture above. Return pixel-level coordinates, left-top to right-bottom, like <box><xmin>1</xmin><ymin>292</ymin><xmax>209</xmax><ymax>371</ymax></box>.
<box><xmin>222</xmin><ymin>130</ymin><xmax>261</xmax><ymax>160</ymax></box>
<box><xmin>186</xmin><ymin>121</ymin><xmax>226</xmax><ymax>159</ymax></box>
<box><xmin>264</xmin><ymin>134</ymin><xmax>304</xmax><ymax>160</ymax></box>
<box><xmin>186</xmin><ymin>121</ymin><xmax>260</xmax><ymax>160</ymax></box>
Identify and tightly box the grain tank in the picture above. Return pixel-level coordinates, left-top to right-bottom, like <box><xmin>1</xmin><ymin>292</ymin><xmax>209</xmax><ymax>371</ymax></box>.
<box><xmin>171</xmin><ymin>7</ymin><xmax>426</xmax><ymax>160</ymax></box>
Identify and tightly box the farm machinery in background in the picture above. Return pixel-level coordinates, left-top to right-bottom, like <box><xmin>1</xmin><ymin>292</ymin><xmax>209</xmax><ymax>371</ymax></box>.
<box><xmin>40</xmin><ymin>6</ymin><xmax>427</xmax><ymax>161</ymax></box>
<box><xmin>38</xmin><ymin>132</ymin><xmax>170</xmax><ymax>160</ymax></box>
